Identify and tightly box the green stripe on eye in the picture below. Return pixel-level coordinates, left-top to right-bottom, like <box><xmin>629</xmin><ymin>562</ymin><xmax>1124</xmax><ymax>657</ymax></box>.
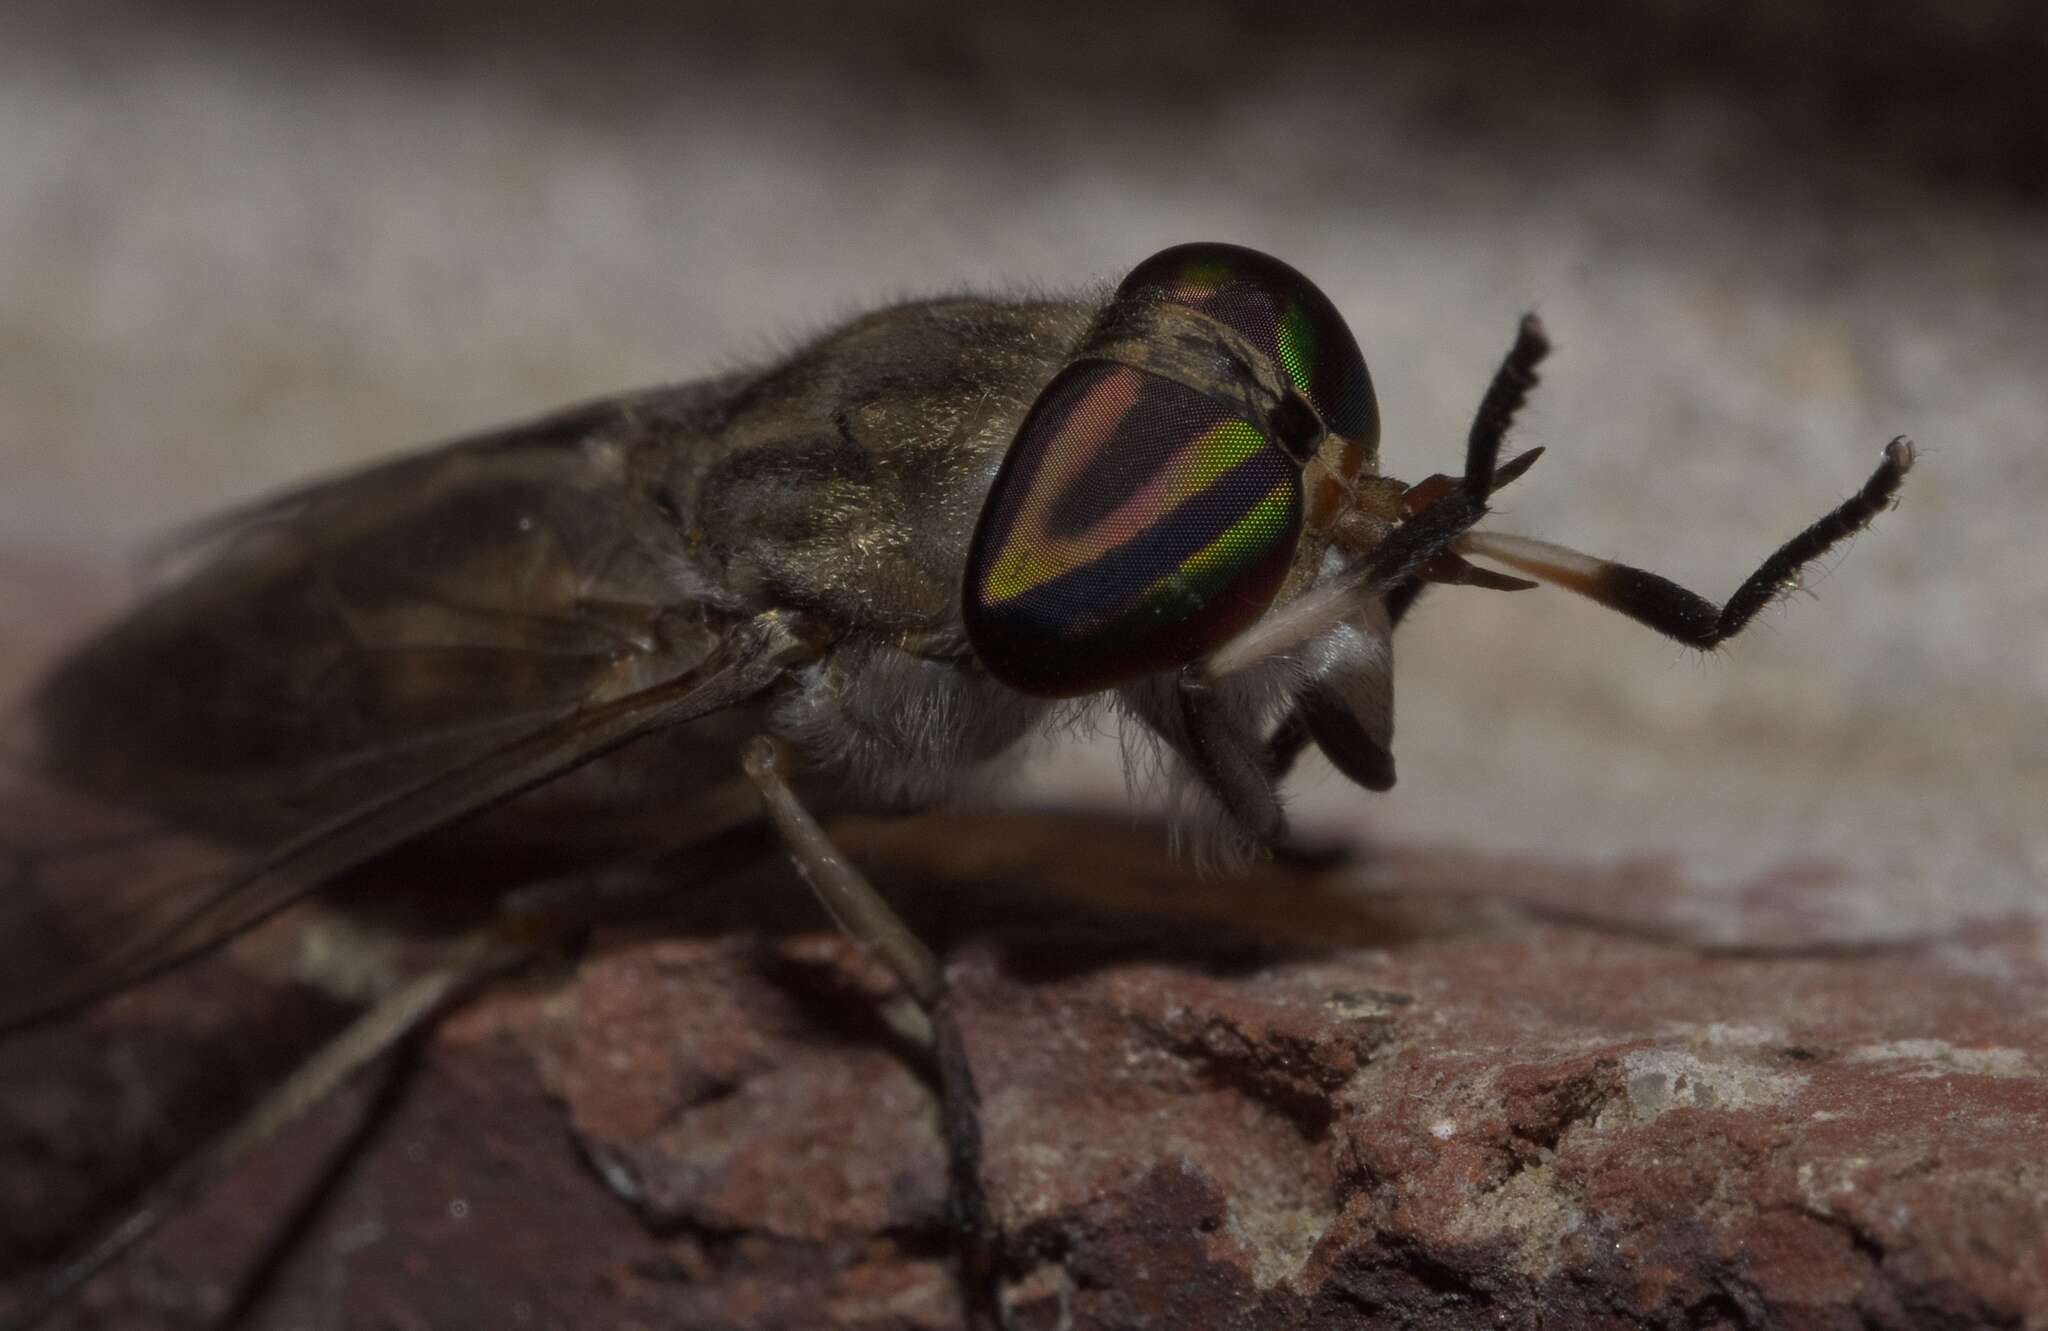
<box><xmin>978</xmin><ymin>403</ymin><xmax>1270</xmax><ymax>606</ymax></box>
<box><xmin>1178</xmin><ymin>418</ymin><xmax>1267</xmax><ymax>492</ymax></box>
<box><xmin>1132</xmin><ymin>480</ymin><xmax>1295</xmax><ymax>619</ymax></box>
<box><xmin>962</xmin><ymin>359</ymin><xmax>1304</xmax><ymax>697</ymax></box>
<box><xmin>1277</xmin><ymin>303</ymin><xmax>1316</xmax><ymax>398</ymax></box>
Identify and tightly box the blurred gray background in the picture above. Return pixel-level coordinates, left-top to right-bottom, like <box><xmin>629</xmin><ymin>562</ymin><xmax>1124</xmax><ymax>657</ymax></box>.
<box><xmin>3</xmin><ymin>0</ymin><xmax>2043</xmax><ymax>936</ymax></box>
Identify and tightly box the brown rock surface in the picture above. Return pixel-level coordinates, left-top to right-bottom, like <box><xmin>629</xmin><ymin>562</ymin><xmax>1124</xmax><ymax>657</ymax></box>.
<box><xmin>4</xmin><ymin>814</ymin><xmax>2044</xmax><ymax>1330</ymax></box>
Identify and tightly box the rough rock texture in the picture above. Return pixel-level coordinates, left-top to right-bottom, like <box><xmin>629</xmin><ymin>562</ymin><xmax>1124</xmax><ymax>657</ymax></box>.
<box><xmin>4</xmin><ymin>814</ymin><xmax>2044</xmax><ymax>1330</ymax></box>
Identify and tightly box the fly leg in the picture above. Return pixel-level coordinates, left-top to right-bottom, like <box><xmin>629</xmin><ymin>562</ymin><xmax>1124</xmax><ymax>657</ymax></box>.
<box><xmin>1369</xmin><ymin>314</ymin><xmax>1551</xmax><ymax>625</ymax></box>
<box><xmin>1458</xmin><ymin>437</ymin><xmax>1915</xmax><ymax>648</ymax></box>
<box><xmin>1178</xmin><ymin>671</ymin><xmax>1289</xmax><ymax>846</ymax></box>
<box><xmin>1460</xmin><ymin>313</ymin><xmax>1551</xmax><ymax>505</ymax></box>
<box><xmin>1217</xmin><ymin>319</ymin><xmax>1549</xmax><ymax>686</ymax></box>
<box><xmin>739</xmin><ymin>736</ymin><xmax>997</xmax><ymax>1324</ymax></box>
<box><xmin>0</xmin><ymin>922</ymin><xmax>538</xmax><ymax>1331</ymax></box>
<box><xmin>1257</xmin><ymin>319</ymin><xmax>1552</xmax><ymax>778</ymax></box>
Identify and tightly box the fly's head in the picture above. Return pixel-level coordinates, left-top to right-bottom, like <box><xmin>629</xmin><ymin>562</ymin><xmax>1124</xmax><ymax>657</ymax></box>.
<box><xmin>961</xmin><ymin>242</ymin><xmax>1520</xmax><ymax>851</ymax></box>
<box><xmin>958</xmin><ymin>240</ymin><xmax>1912</xmax><ymax>855</ymax></box>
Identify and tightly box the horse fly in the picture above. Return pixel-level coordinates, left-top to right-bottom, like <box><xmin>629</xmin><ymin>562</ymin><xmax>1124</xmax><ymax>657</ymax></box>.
<box><xmin>0</xmin><ymin>242</ymin><xmax>1913</xmax><ymax>1326</ymax></box>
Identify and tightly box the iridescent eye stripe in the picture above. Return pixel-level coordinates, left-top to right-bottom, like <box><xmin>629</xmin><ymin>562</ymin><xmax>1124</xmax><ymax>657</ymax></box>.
<box><xmin>1128</xmin><ymin>483</ymin><xmax>1294</xmax><ymax>621</ymax></box>
<box><xmin>983</xmin><ymin>402</ymin><xmax>1270</xmax><ymax>605</ymax></box>
<box><xmin>962</xmin><ymin>361</ymin><xmax>1303</xmax><ymax>696</ymax></box>
<box><xmin>1276</xmin><ymin>302</ymin><xmax>1316</xmax><ymax>397</ymax></box>
<box><xmin>990</xmin><ymin>448</ymin><xmax>1292</xmax><ymax>635</ymax></box>
<box><xmin>969</xmin><ymin>450</ymin><xmax>1297</xmax><ymax>692</ymax></box>
<box><xmin>978</xmin><ymin>366</ymin><xmax>1145</xmax><ymax>603</ymax></box>
<box><xmin>977</xmin><ymin>365</ymin><xmax>1282</xmax><ymax>610</ymax></box>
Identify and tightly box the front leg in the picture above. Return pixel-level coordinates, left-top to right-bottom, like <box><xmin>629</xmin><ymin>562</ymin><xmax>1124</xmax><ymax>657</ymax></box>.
<box><xmin>1177</xmin><ymin>669</ymin><xmax>1288</xmax><ymax>848</ymax></box>
<box><xmin>1459</xmin><ymin>438</ymin><xmax>1916</xmax><ymax>648</ymax></box>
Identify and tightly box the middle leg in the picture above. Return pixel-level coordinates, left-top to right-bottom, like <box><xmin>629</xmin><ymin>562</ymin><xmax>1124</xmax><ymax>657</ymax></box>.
<box><xmin>739</xmin><ymin>737</ymin><xmax>998</xmax><ymax>1327</ymax></box>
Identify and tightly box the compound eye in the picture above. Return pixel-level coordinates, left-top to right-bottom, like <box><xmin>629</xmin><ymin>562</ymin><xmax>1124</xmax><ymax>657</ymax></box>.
<box><xmin>963</xmin><ymin>361</ymin><xmax>1304</xmax><ymax>697</ymax></box>
<box><xmin>1120</xmin><ymin>242</ymin><xmax>1380</xmax><ymax>457</ymax></box>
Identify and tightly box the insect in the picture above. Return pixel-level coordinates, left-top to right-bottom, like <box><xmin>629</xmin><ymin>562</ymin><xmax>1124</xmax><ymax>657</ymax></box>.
<box><xmin>0</xmin><ymin>242</ymin><xmax>1912</xmax><ymax>1326</ymax></box>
